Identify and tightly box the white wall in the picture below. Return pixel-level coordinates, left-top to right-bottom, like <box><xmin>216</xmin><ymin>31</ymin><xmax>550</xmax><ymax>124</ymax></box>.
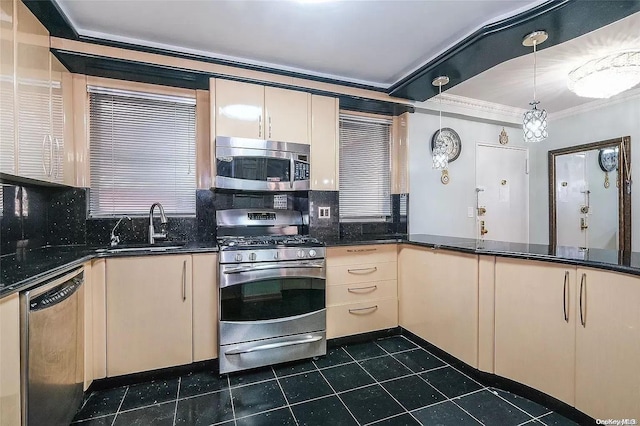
<box><xmin>408</xmin><ymin>110</ymin><xmax>523</xmax><ymax>238</ymax></box>
<box><xmin>529</xmin><ymin>93</ymin><xmax>640</xmax><ymax>249</ymax></box>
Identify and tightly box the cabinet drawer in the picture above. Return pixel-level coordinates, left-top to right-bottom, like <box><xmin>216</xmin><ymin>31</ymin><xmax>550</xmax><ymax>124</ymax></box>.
<box><xmin>327</xmin><ymin>261</ymin><xmax>397</xmax><ymax>286</ymax></box>
<box><xmin>327</xmin><ymin>245</ymin><xmax>397</xmax><ymax>266</ymax></box>
<box><xmin>327</xmin><ymin>280</ymin><xmax>397</xmax><ymax>306</ymax></box>
<box><xmin>327</xmin><ymin>298</ymin><xmax>398</xmax><ymax>339</ymax></box>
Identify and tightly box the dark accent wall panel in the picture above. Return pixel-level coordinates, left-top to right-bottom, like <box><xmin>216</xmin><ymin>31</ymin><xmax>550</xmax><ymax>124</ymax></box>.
<box><xmin>308</xmin><ymin>191</ymin><xmax>340</xmax><ymax>240</ymax></box>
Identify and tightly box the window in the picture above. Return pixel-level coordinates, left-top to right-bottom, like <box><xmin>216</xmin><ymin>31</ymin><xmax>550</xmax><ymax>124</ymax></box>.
<box><xmin>88</xmin><ymin>87</ymin><xmax>196</xmax><ymax>217</ymax></box>
<box><xmin>339</xmin><ymin>114</ymin><xmax>392</xmax><ymax>221</ymax></box>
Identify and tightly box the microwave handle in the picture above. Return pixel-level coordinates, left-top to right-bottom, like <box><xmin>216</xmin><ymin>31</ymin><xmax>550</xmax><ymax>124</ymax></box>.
<box><xmin>290</xmin><ymin>157</ymin><xmax>295</xmax><ymax>189</ymax></box>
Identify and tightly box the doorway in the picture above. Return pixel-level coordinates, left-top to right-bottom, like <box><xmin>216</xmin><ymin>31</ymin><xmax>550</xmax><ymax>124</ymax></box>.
<box><xmin>475</xmin><ymin>144</ymin><xmax>529</xmax><ymax>243</ymax></box>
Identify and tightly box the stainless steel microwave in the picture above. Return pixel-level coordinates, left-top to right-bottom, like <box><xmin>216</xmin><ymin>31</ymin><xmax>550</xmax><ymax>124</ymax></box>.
<box><xmin>215</xmin><ymin>136</ymin><xmax>310</xmax><ymax>191</ymax></box>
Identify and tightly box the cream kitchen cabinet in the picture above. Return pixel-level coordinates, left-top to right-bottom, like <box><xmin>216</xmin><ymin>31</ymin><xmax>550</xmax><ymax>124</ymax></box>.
<box><xmin>326</xmin><ymin>245</ymin><xmax>398</xmax><ymax>338</ymax></box>
<box><xmin>192</xmin><ymin>253</ymin><xmax>218</xmax><ymax>362</ymax></box>
<box><xmin>213</xmin><ymin>78</ymin><xmax>310</xmax><ymax>144</ymax></box>
<box><xmin>398</xmin><ymin>246</ymin><xmax>478</xmax><ymax>368</ymax></box>
<box><xmin>0</xmin><ymin>0</ymin><xmax>15</xmax><ymax>175</ymax></box>
<box><xmin>310</xmin><ymin>94</ymin><xmax>339</xmax><ymax>190</ymax></box>
<box><xmin>106</xmin><ymin>255</ymin><xmax>193</xmax><ymax>377</ymax></box>
<box><xmin>574</xmin><ymin>267</ymin><xmax>640</xmax><ymax>420</ymax></box>
<box><xmin>494</xmin><ymin>258</ymin><xmax>576</xmax><ymax>406</ymax></box>
<box><xmin>0</xmin><ymin>293</ymin><xmax>21</xmax><ymax>426</ymax></box>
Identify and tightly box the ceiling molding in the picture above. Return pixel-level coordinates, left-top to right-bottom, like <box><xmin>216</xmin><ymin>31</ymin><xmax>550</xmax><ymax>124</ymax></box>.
<box><xmin>549</xmin><ymin>87</ymin><xmax>640</xmax><ymax>121</ymax></box>
<box><xmin>414</xmin><ymin>94</ymin><xmax>526</xmax><ymax>125</ymax></box>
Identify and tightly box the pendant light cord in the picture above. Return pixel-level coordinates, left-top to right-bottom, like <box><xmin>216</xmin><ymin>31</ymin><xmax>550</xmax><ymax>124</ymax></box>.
<box><xmin>533</xmin><ymin>41</ymin><xmax>537</xmax><ymax>102</ymax></box>
<box><xmin>438</xmin><ymin>83</ymin><xmax>442</xmax><ymax>137</ymax></box>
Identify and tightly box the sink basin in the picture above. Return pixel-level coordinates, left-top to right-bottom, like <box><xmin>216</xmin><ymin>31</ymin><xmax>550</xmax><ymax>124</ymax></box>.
<box><xmin>95</xmin><ymin>242</ymin><xmax>186</xmax><ymax>254</ymax></box>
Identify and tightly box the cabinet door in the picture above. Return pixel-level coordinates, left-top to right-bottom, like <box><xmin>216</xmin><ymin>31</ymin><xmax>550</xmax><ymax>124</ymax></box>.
<box><xmin>192</xmin><ymin>254</ymin><xmax>218</xmax><ymax>362</ymax></box>
<box><xmin>265</xmin><ymin>86</ymin><xmax>310</xmax><ymax>144</ymax></box>
<box><xmin>495</xmin><ymin>258</ymin><xmax>576</xmax><ymax>405</ymax></box>
<box><xmin>16</xmin><ymin>1</ymin><xmax>51</xmax><ymax>182</ymax></box>
<box><xmin>310</xmin><ymin>95</ymin><xmax>338</xmax><ymax>190</ymax></box>
<box><xmin>398</xmin><ymin>247</ymin><xmax>479</xmax><ymax>367</ymax></box>
<box><xmin>575</xmin><ymin>268</ymin><xmax>640</xmax><ymax>420</ymax></box>
<box><xmin>215</xmin><ymin>79</ymin><xmax>264</xmax><ymax>139</ymax></box>
<box><xmin>50</xmin><ymin>54</ymin><xmax>74</xmax><ymax>185</ymax></box>
<box><xmin>106</xmin><ymin>255</ymin><xmax>193</xmax><ymax>376</ymax></box>
<box><xmin>0</xmin><ymin>0</ymin><xmax>15</xmax><ymax>175</ymax></box>
<box><xmin>0</xmin><ymin>293</ymin><xmax>21</xmax><ymax>426</ymax></box>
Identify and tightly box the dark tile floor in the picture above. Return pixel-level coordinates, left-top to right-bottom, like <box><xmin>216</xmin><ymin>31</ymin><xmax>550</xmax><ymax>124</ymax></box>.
<box><xmin>72</xmin><ymin>335</ymin><xmax>579</xmax><ymax>426</ymax></box>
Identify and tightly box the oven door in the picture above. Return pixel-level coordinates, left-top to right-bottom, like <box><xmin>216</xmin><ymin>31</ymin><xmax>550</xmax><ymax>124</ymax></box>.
<box><xmin>215</xmin><ymin>138</ymin><xmax>310</xmax><ymax>191</ymax></box>
<box><xmin>219</xmin><ymin>260</ymin><xmax>325</xmax><ymax>323</ymax></box>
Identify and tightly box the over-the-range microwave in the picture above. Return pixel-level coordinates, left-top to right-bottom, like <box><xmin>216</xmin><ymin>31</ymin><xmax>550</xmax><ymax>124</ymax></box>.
<box><xmin>215</xmin><ymin>136</ymin><xmax>310</xmax><ymax>191</ymax></box>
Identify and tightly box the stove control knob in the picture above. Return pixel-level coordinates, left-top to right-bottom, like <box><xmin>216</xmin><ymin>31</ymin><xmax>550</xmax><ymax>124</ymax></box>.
<box><xmin>297</xmin><ymin>249</ymin><xmax>306</xmax><ymax>258</ymax></box>
<box><xmin>273</xmin><ymin>252</ymin><xmax>279</xmax><ymax>260</ymax></box>
<box><xmin>234</xmin><ymin>253</ymin><xmax>243</xmax><ymax>262</ymax></box>
<box><xmin>249</xmin><ymin>252</ymin><xmax>257</xmax><ymax>261</ymax></box>
<box><xmin>308</xmin><ymin>249</ymin><xmax>317</xmax><ymax>257</ymax></box>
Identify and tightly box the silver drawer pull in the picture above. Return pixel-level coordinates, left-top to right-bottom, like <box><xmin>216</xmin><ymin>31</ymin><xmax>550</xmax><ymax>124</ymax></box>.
<box><xmin>349</xmin><ymin>305</ymin><xmax>378</xmax><ymax>314</ymax></box>
<box><xmin>346</xmin><ymin>248</ymin><xmax>377</xmax><ymax>253</ymax></box>
<box><xmin>225</xmin><ymin>335</ymin><xmax>323</xmax><ymax>355</ymax></box>
<box><xmin>348</xmin><ymin>285</ymin><xmax>377</xmax><ymax>293</ymax></box>
<box><xmin>347</xmin><ymin>267</ymin><xmax>377</xmax><ymax>274</ymax></box>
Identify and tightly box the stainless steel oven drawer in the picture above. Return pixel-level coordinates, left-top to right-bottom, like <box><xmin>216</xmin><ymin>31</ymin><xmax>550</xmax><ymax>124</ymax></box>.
<box><xmin>220</xmin><ymin>331</ymin><xmax>326</xmax><ymax>374</ymax></box>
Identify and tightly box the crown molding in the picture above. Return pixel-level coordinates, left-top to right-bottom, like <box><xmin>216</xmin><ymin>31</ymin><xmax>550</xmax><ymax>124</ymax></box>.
<box><xmin>549</xmin><ymin>87</ymin><xmax>640</xmax><ymax>121</ymax></box>
<box><xmin>413</xmin><ymin>93</ymin><xmax>526</xmax><ymax>125</ymax></box>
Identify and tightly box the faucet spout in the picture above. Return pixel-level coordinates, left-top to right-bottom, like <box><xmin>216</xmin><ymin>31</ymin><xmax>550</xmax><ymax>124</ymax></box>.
<box><xmin>149</xmin><ymin>202</ymin><xmax>168</xmax><ymax>244</ymax></box>
<box><xmin>110</xmin><ymin>216</ymin><xmax>131</xmax><ymax>247</ymax></box>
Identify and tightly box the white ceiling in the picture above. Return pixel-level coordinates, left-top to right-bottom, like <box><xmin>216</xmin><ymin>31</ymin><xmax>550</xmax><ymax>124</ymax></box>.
<box><xmin>56</xmin><ymin>0</ymin><xmax>543</xmax><ymax>88</ymax></box>
<box><xmin>448</xmin><ymin>12</ymin><xmax>640</xmax><ymax>114</ymax></box>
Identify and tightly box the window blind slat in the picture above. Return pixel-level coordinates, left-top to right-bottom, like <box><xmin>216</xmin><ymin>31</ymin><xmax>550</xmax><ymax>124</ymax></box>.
<box><xmin>89</xmin><ymin>91</ymin><xmax>196</xmax><ymax>217</ymax></box>
<box><xmin>339</xmin><ymin>114</ymin><xmax>391</xmax><ymax>220</ymax></box>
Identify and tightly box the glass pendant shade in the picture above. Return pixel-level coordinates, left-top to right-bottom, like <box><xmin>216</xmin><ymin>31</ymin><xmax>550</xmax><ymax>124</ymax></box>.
<box><xmin>523</xmin><ymin>102</ymin><xmax>548</xmax><ymax>143</ymax></box>
<box><xmin>568</xmin><ymin>51</ymin><xmax>640</xmax><ymax>99</ymax></box>
<box><xmin>432</xmin><ymin>136</ymin><xmax>448</xmax><ymax>170</ymax></box>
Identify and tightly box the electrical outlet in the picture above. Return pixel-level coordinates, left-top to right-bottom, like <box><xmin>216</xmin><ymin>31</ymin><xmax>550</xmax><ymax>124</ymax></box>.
<box><xmin>318</xmin><ymin>206</ymin><xmax>331</xmax><ymax>219</ymax></box>
<box><xmin>467</xmin><ymin>207</ymin><xmax>474</xmax><ymax>218</ymax></box>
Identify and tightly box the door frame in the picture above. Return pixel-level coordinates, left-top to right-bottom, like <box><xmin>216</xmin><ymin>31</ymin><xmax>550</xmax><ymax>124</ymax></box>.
<box><xmin>475</xmin><ymin>143</ymin><xmax>530</xmax><ymax>243</ymax></box>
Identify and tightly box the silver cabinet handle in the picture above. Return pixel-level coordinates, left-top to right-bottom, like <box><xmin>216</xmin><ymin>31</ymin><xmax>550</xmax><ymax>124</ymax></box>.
<box><xmin>346</xmin><ymin>248</ymin><xmax>377</xmax><ymax>253</ymax></box>
<box><xmin>347</xmin><ymin>267</ymin><xmax>377</xmax><ymax>274</ymax></box>
<box><xmin>225</xmin><ymin>335</ymin><xmax>322</xmax><ymax>355</ymax></box>
<box><xmin>49</xmin><ymin>135</ymin><xmax>54</xmax><ymax>176</ymax></box>
<box><xmin>258</xmin><ymin>114</ymin><xmax>262</xmax><ymax>138</ymax></box>
<box><xmin>579</xmin><ymin>273</ymin><xmax>586</xmax><ymax>327</ymax></box>
<box><xmin>349</xmin><ymin>305</ymin><xmax>378</xmax><ymax>314</ymax></box>
<box><xmin>348</xmin><ymin>285</ymin><xmax>377</xmax><ymax>293</ymax></box>
<box><xmin>563</xmin><ymin>271</ymin><xmax>569</xmax><ymax>323</ymax></box>
<box><xmin>182</xmin><ymin>260</ymin><xmax>187</xmax><ymax>301</ymax></box>
<box><xmin>268</xmin><ymin>116</ymin><xmax>272</xmax><ymax>138</ymax></box>
<box><xmin>54</xmin><ymin>137</ymin><xmax>61</xmax><ymax>179</ymax></box>
<box><xmin>41</xmin><ymin>134</ymin><xmax>48</xmax><ymax>174</ymax></box>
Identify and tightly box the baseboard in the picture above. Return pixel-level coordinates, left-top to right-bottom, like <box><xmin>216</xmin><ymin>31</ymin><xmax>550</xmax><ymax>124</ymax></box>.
<box><xmin>327</xmin><ymin>327</ymin><xmax>402</xmax><ymax>348</ymax></box>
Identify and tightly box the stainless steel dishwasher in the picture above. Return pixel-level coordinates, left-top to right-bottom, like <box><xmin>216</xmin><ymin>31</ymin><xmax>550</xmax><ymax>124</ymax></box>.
<box><xmin>20</xmin><ymin>268</ymin><xmax>84</xmax><ymax>426</ymax></box>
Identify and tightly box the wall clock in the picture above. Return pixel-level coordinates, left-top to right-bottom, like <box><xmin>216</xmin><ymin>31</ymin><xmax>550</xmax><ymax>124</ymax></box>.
<box><xmin>431</xmin><ymin>127</ymin><xmax>462</xmax><ymax>162</ymax></box>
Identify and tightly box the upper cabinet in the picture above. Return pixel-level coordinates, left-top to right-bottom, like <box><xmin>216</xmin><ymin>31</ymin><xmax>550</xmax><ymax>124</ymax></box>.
<box><xmin>310</xmin><ymin>95</ymin><xmax>338</xmax><ymax>191</ymax></box>
<box><xmin>0</xmin><ymin>0</ymin><xmax>15</xmax><ymax>175</ymax></box>
<box><xmin>213</xmin><ymin>78</ymin><xmax>310</xmax><ymax>144</ymax></box>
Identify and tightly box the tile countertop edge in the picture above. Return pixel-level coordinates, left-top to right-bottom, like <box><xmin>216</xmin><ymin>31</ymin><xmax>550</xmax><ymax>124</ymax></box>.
<box><xmin>0</xmin><ymin>245</ymin><xmax>220</xmax><ymax>300</ymax></box>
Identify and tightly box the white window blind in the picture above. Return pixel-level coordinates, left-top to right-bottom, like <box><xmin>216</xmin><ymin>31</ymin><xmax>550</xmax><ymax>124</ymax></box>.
<box><xmin>89</xmin><ymin>87</ymin><xmax>196</xmax><ymax>217</ymax></box>
<box><xmin>339</xmin><ymin>114</ymin><xmax>392</xmax><ymax>221</ymax></box>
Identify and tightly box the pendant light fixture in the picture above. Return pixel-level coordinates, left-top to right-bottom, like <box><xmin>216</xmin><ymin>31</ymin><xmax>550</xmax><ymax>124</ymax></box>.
<box><xmin>522</xmin><ymin>30</ymin><xmax>548</xmax><ymax>143</ymax></box>
<box><xmin>432</xmin><ymin>75</ymin><xmax>450</xmax><ymax>170</ymax></box>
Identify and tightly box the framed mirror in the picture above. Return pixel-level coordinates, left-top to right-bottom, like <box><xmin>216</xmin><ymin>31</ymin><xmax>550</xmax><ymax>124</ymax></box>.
<box><xmin>548</xmin><ymin>136</ymin><xmax>631</xmax><ymax>252</ymax></box>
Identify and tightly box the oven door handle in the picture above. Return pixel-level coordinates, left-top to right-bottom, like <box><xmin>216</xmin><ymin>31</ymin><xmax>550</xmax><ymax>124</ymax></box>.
<box><xmin>223</xmin><ymin>263</ymin><xmax>324</xmax><ymax>274</ymax></box>
<box><xmin>290</xmin><ymin>156</ymin><xmax>295</xmax><ymax>189</ymax></box>
<box><xmin>225</xmin><ymin>335</ymin><xmax>323</xmax><ymax>355</ymax></box>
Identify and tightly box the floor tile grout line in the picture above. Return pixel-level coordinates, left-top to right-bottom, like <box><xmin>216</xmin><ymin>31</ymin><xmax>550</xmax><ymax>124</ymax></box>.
<box><xmin>343</xmin><ymin>345</ymin><xmax>423</xmax><ymax>426</ymax></box>
<box><xmin>172</xmin><ymin>377</ymin><xmax>181</xmax><ymax>426</ymax></box>
<box><xmin>111</xmin><ymin>398</ymin><xmax>180</xmax><ymax>416</ymax></box>
<box><xmin>488</xmin><ymin>388</ymin><xmax>540</xmax><ymax>422</ymax></box>
<box><xmin>71</xmin><ymin>413</ymin><xmax>117</xmax><ymax>425</ymax></box>
<box><xmin>450</xmin><ymin>398</ymin><xmax>489</xmax><ymax>426</ymax></box>
<box><xmin>363</xmin><ymin>411</ymin><xmax>410</xmax><ymax>426</ymax></box>
<box><xmin>227</xmin><ymin>375</ymin><xmax>237</xmax><ymax>426</ymax></box>
<box><xmin>271</xmin><ymin>366</ymin><xmax>300</xmax><ymax>426</ymax></box>
<box><xmin>314</xmin><ymin>364</ymin><xmax>363</xmax><ymax>426</ymax></box>
<box><xmin>177</xmin><ymin>386</ymin><xmax>228</xmax><ymax>402</ymax></box>
<box><xmin>110</xmin><ymin>386</ymin><xmax>128</xmax><ymax>426</ymax></box>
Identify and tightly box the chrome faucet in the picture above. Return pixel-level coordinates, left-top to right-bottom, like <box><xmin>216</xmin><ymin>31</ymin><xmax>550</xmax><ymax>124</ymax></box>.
<box><xmin>110</xmin><ymin>216</ymin><xmax>131</xmax><ymax>247</ymax></box>
<box><xmin>149</xmin><ymin>202</ymin><xmax>168</xmax><ymax>244</ymax></box>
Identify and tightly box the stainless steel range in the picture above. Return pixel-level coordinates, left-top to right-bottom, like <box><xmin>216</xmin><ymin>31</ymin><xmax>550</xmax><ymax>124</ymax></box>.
<box><xmin>217</xmin><ymin>209</ymin><xmax>326</xmax><ymax>374</ymax></box>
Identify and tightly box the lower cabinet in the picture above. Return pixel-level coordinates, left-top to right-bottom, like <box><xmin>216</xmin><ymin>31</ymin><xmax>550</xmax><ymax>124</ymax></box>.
<box><xmin>494</xmin><ymin>258</ymin><xmax>576</xmax><ymax>406</ymax></box>
<box><xmin>192</xmin><ymin>253</ymin><xmax>218</xmax><ymax>362</ymax></box>
<box><xmin>575</xmin><ymin>268</ymin><xmax>640</xmax><ymax>420</ymax></box>
<box><xmin>106</xmin><ymin>255</ymin><xmax>193</xmax><ymax>377</ymax></box>
<box><xmin>0</xmin><ymin>293</ymin><xmax>21</xmax><ymax>426</ymax></box>
<box><xmin>398</xmin><ymin>246</ymin><xmax>478</xmax><ymax>367</ymax></box>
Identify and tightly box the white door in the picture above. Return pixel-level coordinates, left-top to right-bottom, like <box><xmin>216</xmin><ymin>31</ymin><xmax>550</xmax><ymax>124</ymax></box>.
<box><xmin>555</xmin><ymin>153</ymin><xmax>588</xmax><ymax>248</ymax></box>
<box><xmin>475</xmin><ymin>144</ymin><xmax>529</xmax><ymax>243</ymax></box>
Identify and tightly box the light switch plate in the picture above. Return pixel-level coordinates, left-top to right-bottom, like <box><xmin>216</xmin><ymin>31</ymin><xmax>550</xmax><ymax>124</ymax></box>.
<box><xmin>467</xmin><ymin>207</ymin><xmax>474</xmax><ymax>218</ymax></box>
<box><xmin>318</xmin><ymin>206</ymin><xmax>331</xmax><ymax>219</ymax></box>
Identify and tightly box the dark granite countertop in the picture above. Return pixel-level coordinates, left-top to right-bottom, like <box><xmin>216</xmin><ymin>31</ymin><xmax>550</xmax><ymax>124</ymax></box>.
<box><xmin>326</xmin><ymin>233</ymin><xmax>640</xmax><ymax>277</ymax></box>
<box><xmin>0</xmin><ymin>242</ymin><xmax>219</xmax><ymax>299</ymax></box>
